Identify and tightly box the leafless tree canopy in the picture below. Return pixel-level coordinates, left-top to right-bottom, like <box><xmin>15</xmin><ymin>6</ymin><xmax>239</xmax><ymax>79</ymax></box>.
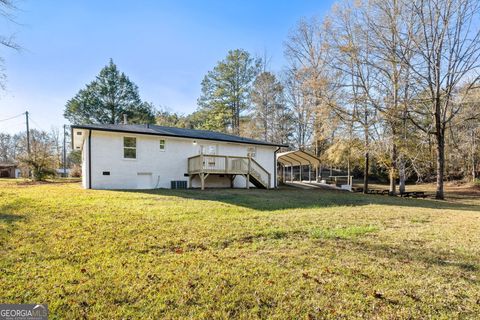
<box><xmin>280</xmin><ymin>0</ymin><xmax>480</xmax><ymax>199</ymax></box>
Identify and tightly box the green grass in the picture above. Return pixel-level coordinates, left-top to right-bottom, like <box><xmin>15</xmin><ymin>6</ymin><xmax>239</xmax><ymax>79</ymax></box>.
<box><xmin>310</xmin><ymin>225</ymin><xmax>379</xmax><ymax>239</ymax></box>
<box><xmin>1</xmin><ymin>179</ymin><xmax>480</xmax><ymax>319</ymax></box>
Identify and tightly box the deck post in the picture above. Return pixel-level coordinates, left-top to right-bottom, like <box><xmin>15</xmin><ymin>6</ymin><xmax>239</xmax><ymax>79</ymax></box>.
<box><xmin>247</xmin><ymin>156</ymin><xmax>251</xmax><ymax>189</ymax></box>
<box><xmin>188</xmin><ymin>175</ymin><xmax>193</xmax><ymax>188</ymax></box>
<box><xmin>200</xmin><ymin>173</ymin><xmax>205</xmax><ymax>190</ymax></box>
<box><xmin>308</xmin><ymin>165</ymin><xmax>311</xmax><ymax>182</ymax></box>
<box><xmin>246</xmin><ymin>174</ymin><xmax>250</xmax><ymax>189</ymax></box>
<box><xmin>291</xmin><ymin>166</ymin><xmax>293</xmax><ymax>181</ymax></box>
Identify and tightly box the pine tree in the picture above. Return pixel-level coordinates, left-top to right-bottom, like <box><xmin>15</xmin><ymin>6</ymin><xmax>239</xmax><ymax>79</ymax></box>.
<box><xmin>196</xmin><ymin>49</ymin><xmax>260</xmax><ymax>134</ymax></box>
<box><xmin>64</xmin><ymin>59</ymin><xmax>155</xmax><ymax>125</ymax></box>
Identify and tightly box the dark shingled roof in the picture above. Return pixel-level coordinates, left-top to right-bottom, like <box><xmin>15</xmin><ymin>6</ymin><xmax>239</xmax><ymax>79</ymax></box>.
<box><xmin>71</xmin><ymin>124</ymin><xmax>288</xmax><ymax>147</ymax></box>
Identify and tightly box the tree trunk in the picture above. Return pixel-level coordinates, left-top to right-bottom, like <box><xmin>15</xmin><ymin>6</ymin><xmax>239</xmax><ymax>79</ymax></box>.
<box><xmin>363</xmin><ymin>119</ymin><xmax>369</xmax><ymax>194</ymax></box>
<box><xmin>435</xmin><ymin>132</ymin><xmax>445</xmax><ymax>200</ymax></box>
<box><xmin>472</xmin><ymin>130</ymin><xmax>476</xmax><ymax>182</ymax></box>
<box><xmin>235</xmin><ymin>104</ymin><xmax>240</xmax><ymax>135</ymax></box>
<box><xmin>473</xmin><ymin>155</ymin><xmax>476</xmax><ymax>182</ymax></box>
<box><xmin>389</xmin><ymin>143</ymin><xmax>397</xmax><ymax>195</ymax></box>
<box><xmin>347</xmin><ymin>157</ymin><xmax>351</xmax><ymax>187</ymax></box>
<box><xmin>264</xmin><ymin>118</ymin><xmax>268</xmax><ymax>141</ymax></box>
<box><xmin>398</xmin><ymin>156</ymin><xmax>406</xmax><ymax>194</ymax></box>
<box><xmin>111</xmin><ymin>105</ymin><xmax>116</xmax><ymax>124</ymax></box>
<box><xmin>363</xmin><ymin>151</ymin><xmax>369</xmax><ymax>194</ymax></box>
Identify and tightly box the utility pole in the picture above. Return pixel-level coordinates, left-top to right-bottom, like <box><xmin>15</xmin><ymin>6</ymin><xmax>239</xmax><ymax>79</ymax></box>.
<box><xmin>63</xmin><ymin>124</ymin><xmax>67</xmax><ymax>177</ymax></box>
<box><xmin>25</xmin><ymin>111</ymin><xmax>30</xmax><ymax>155</ymax></box>
<box><xmin>25</xmin><ymin>111</ymin><xmax>31</xmax><ymax>179</ymax></box>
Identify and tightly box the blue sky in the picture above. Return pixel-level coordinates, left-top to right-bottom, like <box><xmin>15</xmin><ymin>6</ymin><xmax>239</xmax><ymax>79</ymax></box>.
<box><xmin>0</xmin><ymin>0</ymin><xmax>334</xmax><ymax>134</ymax></box>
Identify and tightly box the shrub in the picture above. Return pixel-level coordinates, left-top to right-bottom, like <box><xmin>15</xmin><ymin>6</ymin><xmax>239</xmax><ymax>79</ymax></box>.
<box><xmin>70</xmin><ymin>164</ymin><xmax>82</xmax><ymax>178</ymax></box>
<box><xmin>19</xmin><ymin>157</ymin><xmax>56</xmax><ymax>181</ymax></box>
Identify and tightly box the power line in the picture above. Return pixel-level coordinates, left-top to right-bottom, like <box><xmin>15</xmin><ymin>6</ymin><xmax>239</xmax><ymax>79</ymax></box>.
<box><xmin>28</xmin><ymin>115</ymin><xmax>45</xmax><ymax>131</ymax></box>
<box><xmin>1</xmin><ymin>121</ymin><xmax>25</xmax><ymax>129</ymax></box>
<box><xmin>0</xmin><ymin>112</ymin><xmax>25</xmax><ymax>122</ymax></box>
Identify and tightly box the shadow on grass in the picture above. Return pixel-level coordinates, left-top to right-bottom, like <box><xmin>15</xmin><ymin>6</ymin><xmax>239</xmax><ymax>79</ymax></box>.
<box><xmin>349</xmin><ymin>240</ymin><xmax>478</xmax><ymax>273</ymax></box>
<box><xmin>115</xmin><ymin>221</ymin><xmax>478</xmax><ymax>275</ymax></box>
<box><xmin>131</xmin><ymin>188</ymin><xmax>480</xmax><ymax>212</ymax></box>
<box><xmin>0</xmin><ymin>198</ymin><xmax>29</xmax><ymax>225</ymax></box>
<box><xmin>0</xmin><ymin>213</ymin><xmax>24</xmax><ymax>224</ymax></box>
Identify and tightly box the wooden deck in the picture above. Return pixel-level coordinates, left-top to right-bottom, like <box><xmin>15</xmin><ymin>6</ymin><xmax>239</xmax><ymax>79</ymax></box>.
<box><xmin>187</xmin><ymin>154</ymin><xmax>271</xmax><ymax>190</ymax></box>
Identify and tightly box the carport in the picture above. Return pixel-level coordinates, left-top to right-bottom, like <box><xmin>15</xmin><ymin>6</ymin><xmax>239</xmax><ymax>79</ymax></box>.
<box><xmin>276</xmin><ymin>150</ymin><xmax>320</xmax><ymax>183</ymax></box>
<box><xmin>0</xmin><ymin>163</ymin><xmax>19</xmax><ymax>178</ymax></box>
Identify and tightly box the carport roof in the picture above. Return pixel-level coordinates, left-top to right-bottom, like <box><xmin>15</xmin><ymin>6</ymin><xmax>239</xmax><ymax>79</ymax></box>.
<box><xmin>277</xmin><ymin>150</ymin><xmax>320</xmax><ymax>167</ymax></box>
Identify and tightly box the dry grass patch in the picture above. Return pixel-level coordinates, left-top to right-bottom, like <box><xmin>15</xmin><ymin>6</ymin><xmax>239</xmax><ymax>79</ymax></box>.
<box><xmin>0</xmin><ymin>179</ymin><xmax>479</xmax><ymax>319</ymax></box>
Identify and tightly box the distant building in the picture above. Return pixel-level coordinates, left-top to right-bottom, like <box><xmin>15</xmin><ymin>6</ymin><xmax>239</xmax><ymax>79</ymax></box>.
<box><xmin>0</xmin><ymin>163</ymin><xmax>20</xmax><ymax>178</ymax></box>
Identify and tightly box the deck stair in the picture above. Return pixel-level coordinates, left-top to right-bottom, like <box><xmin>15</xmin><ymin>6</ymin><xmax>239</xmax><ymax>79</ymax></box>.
<box><xmin>187</xmin><ymin>154</ymin><xmax>270</xmax><ymax>190</ymax></box>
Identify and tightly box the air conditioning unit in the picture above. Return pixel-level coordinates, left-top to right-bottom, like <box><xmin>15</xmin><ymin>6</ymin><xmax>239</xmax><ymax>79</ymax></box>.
<box><xmin>171</xmin><ymin>180</ymin><xmax>187</xmax><ymax>189</ymax></box>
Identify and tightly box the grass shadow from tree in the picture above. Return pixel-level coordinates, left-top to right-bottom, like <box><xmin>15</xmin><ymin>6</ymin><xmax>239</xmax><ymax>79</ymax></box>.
<box><xmin>131</xmin><ymin>188</ymin><xmax>480</xmax><ymax>212</ymax></box>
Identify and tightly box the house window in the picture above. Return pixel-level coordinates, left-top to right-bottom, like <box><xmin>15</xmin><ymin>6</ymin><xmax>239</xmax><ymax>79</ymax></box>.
<box><xmin>247</xmin><ymin>146</ymin><xmax>256</xmax><ymax>158</ymax></box>
<box><xmin>123</xmin><ymin>137</ymin><xmax>136</xmax><ymax>159</ymax></box>
<box><xmin>159</xmin><ymin>139</ymin><xmax>166</xmax><ymax>151</ymax></box>
<box><xmin>200</xmin><ymin>145</ymin><xmax>217</xmax><ymax>155</ymax></box>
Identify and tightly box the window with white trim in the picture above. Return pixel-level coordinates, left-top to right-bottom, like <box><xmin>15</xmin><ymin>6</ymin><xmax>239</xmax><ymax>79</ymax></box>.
<box><xmin>200</xmin><ymin>144</ymin><xmax>217</xmax><ymax>155</ymax></box>
<box><xmin>123</xmin><ymin>137</ymin><xmax>136</xmax><ymax>159</ymax></box>
<box><xmin>159</xmin><ymin>139</ymin><xmax>166</xmax><ymax>151</ymax></box>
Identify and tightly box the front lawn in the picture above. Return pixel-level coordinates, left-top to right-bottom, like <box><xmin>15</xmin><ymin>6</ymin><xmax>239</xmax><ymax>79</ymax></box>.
<box><xmin>1</xmin><ymin>180</ymin><xmax>479</xmax><ymax>318</ymax></box>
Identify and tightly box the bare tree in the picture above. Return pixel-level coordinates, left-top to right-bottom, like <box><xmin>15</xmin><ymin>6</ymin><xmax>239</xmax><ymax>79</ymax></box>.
<box><xmin>402</xmin><ymin>0</ymin><xmax>480</xmax><ymax>199</ymax></box>
<box><xmin>251</xmin><ymin>71</ymin><xmax>285</xmax><ymax>141</ymax></box>
<box><xmin>285</xmin><ymin>17</ymin><xmax>337</xmax><ymax>154</ymax></box>
<box><xmin>17</xmin><ymin>129</ymin><xmax>56</xmax><ymax>181</ymax></box>
<box><xmin>0</xmin><ymin>0</ymin><xmax>20</xmax><ymax>88</ymax></box>
<box><xmin>327</xmin><ymin>0</ymin><xmax>381</xmax><ymax>193</ymax></box>
<box><xmin>0</xmin><ymin>132</ymin><xmax>12</xmax><ymax>162</ymax></box>
<box><xmin>283</xmin><ymin>67</ymin><xmax>315</xmax><ymax>149</ymax></box>
<box><xmin>50</xmin><ymin>127</ymin><xmax>63</xmax><ymax>169</ymax></box>
<box><xmin>359</xmin><ymin>0</ymin><xmax>420</xmax><ymax>195</ymax></box>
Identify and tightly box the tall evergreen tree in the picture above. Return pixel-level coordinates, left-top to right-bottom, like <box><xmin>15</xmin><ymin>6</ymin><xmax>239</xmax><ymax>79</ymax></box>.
<box><xmin>196</xmin><ymin>49</ymin><xmax>261</xmax><ymax>134</ymax></box>
<box><xmin>64</xmin><ymin>59</ymin><xmax>155</xmax><ymax>125</ymax></box>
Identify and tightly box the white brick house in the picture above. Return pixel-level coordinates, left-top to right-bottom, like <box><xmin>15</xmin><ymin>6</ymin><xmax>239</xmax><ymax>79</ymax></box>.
<box><xmin>71</xmin><ymin>124</ymin><xmax>286</xmax><ymax>190</ymax></box>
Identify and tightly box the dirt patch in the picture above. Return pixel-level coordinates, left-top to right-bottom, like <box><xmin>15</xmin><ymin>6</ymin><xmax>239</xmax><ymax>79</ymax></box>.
<box><xmin>444</xmin><ymin>183</ymin><xmax>480</xmax><ymax>197</ymax></box>
<box><xmin>13</xmin><ymin>179</ymin><xmax>81</xmax><ymax>187</ymax></box>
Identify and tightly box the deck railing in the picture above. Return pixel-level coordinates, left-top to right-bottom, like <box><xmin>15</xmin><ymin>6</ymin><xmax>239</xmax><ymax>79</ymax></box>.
<box><xmin>249</xmin><ymin>158</ymin><xmax>271</xmax><ymax>188</ymax></box>
<box><xmin>187</xmin><ymin>154</ymin><xmax>270</xmax><ymax>188</ymax></box>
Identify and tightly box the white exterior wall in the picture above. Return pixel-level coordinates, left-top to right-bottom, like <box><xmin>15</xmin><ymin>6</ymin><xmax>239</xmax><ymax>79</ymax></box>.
<box><xmin>81</xmin><ymin>136</ymin><xmax>89</xmax><ymax>189</ymax></box>
<box><xmin>82</xmin><ymin>130</ymin><xmax>277</xmax><ymax>190</ymax></box>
